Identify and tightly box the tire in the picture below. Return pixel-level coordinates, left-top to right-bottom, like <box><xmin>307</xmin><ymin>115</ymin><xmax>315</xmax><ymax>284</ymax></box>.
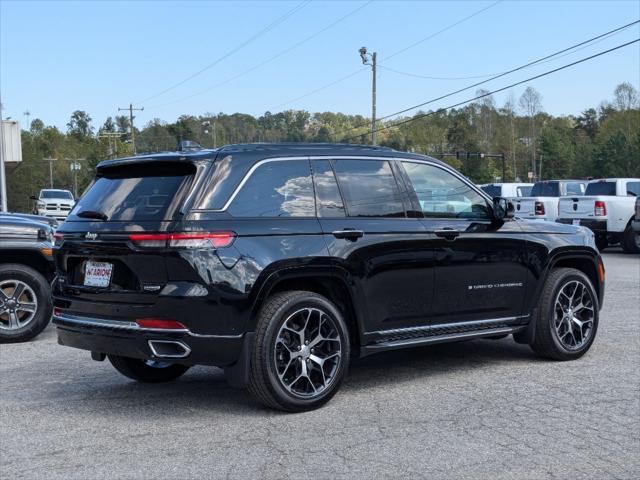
<box><xmin>530</xmin><ymin>268</ymin><xmax>599</xmax><ymax>361</ymax></box>
<box><xmin>248</xmin><ymin>291</ymin><xmax>350</xmax><ymax>412</ymax></box>
<box><xmin>595</xmin><ymin>235</ymin><xmax>608</xmax><ymax>251</ymax></box>
<box><xmin>108</xmin><ymin>355</ymin><xmax>190</xmax><ymax>383</ymax></box>
<box><xmin>621</xmin><ymin>225</ymin><xmax>640</xmax><ymax>254</ymax></box>
<box><xmin>0</xmin><ymin>264</ymin><xmax>53</xmax><ymax>343</ymax></box>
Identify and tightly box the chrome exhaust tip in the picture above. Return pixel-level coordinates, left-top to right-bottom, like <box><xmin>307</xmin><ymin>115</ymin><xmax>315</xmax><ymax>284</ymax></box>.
<box><xmin>147</xmin><ymin>340</ymin><xmax>191</xmax><ymax>359</ymax></box>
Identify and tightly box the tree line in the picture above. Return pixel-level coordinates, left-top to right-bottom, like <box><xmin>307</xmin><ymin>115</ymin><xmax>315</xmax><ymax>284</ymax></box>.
<box><xmin>5</xmin><ymin>82</ymin><xmax>639</xmax><ymax>213</ymax></box>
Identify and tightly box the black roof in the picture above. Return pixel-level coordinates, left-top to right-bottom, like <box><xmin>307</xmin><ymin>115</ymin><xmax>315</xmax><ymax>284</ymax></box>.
<box><xmin>96</xmin><ymin>143</ymin><xmax>441</xmax><ymax>171</ymax></box>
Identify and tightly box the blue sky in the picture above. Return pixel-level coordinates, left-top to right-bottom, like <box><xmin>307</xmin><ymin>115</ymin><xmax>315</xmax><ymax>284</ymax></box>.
<box><xmin>1</xmin><ymin>0</ymin><xmax>639</xmax><ymax>131</ymax></box>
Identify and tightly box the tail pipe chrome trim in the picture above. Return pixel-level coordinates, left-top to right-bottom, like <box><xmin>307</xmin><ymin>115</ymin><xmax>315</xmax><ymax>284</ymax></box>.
<box><xmin>147</xmin><ymin>340</ymin><xmax>191</xmax><ymax>359</ymax></box>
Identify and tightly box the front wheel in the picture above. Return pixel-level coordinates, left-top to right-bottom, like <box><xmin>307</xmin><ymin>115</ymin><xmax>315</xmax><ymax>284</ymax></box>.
<box><xmin>248</xmin><ymin>291</ymin><xmax>350</xmax><ymax>412</ymax></box>
<box><xmin>621</xmin><ymin>225</ymin><xmax>640</xmax><ymax>254</ymax></box>
<box><xmin>108</xmin><ymin>355</ymin><xmax>190</xmax><ymax>383</ymax></box>
<box><xmin>0</xmin><ymin>264</ymin><xmax>52</xmax><ymax>343</ymax></box>
<box><xmin>530</xmin><ymin>268</ymin><xmax>599</xmax><ymax>361</ymax></box>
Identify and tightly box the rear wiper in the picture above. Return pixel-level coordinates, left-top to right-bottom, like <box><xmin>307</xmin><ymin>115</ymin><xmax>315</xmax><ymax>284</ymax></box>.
<box><xmin>77</xmin><ymin>210</ymin><xmax>109</xmax><ymax>221</ymax></box>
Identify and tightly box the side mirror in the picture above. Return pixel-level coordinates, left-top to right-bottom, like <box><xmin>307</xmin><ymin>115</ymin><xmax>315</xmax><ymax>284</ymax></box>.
<box><xmin>30</xmin><ymin>195</ymin><xmax>38</xmax><ymax>201</ymax></box>
<box><xmin>493</xmin><ymin>197</ymin><xmax>515</xmax><ymax>220</ymax></box>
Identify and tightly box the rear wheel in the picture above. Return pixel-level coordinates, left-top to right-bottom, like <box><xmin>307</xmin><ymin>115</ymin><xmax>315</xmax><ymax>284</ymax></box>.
<box><xmin>621</xmin><ymin>225</ymin><xmax>640</xmax><ymax>254</ymax></box>
<box><xmin>530</xmin><ymin>268</ymin><xmax>599</xmax><ymax>361</ymax></box>
<box><xmin>0</xmin><ymin>264</ymin><xmax>52</xmax><ymax>343</ymax></box>
<box><xmin>248</xmin><ymin>291</ymin><xmax>350</xmax><ymax>412</ymax></box>
<box><xmin>108</xmin><ymin>355</ymin><xmax>190</xmax><ymax>383</ymax></box>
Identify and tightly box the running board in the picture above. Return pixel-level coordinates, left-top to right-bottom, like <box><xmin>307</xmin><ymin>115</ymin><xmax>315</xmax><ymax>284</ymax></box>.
<box><xmin>361</xmin><ymin>325</ymin><xmax>526</xmax><ymax>356</ymax></box>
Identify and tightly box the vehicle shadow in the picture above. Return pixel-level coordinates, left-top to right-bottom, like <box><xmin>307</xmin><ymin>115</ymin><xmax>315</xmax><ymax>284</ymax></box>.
<box><xmin>45</xmin><ymin>337</ymin><xmax>541</xmax><ymax>416</ymax></box>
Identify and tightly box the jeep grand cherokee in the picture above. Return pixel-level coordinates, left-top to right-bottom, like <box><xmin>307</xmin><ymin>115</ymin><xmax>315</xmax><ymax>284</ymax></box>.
<box><xmin>52</xmin><ymin>143</ymin><xmax>605</xmax><ymax>412</ymax></box>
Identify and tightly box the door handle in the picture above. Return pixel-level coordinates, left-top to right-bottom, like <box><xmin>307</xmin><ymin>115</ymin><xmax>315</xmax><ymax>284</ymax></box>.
<box><xmin>435</xmin><ymin>228</ymin><xmax>460</xmax><ymax>240</ymax></box>
<box><xmin>332</xmin><ymin>229</ymin><xmax>364</xmax><ymax>241</ymax></box>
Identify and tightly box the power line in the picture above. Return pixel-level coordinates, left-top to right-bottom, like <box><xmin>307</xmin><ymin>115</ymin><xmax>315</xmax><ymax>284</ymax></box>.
<box><xmin>269</xmin><ymin>0</ymin><xmax>503</xmax><ymax>110</ymax></box>
<box><xmin>339</xmin><ymin>19</ymin><xmax>639</xmax><ymax>136</ymax></box>
<box><xmin>378</xmin><ymin>65</ymin><xmax>501</xmax><ymax>80</ymax></box>
<box><xmin>146</xmin><ymin>1</ymin><xmax>373</xmax><ymax>110</ymax></box>
<box><xmin>342</xmin><ymin>38</ymin><xmax>640</xmax><ymax>142</ymax></box>
<box><xmin>137</xmin><ymin>0</ymin><xmax>311</xmax><ymax>104</ymax></box>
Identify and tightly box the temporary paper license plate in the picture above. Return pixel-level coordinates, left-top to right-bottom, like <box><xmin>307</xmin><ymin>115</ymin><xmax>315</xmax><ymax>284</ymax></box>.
<box><xmin>84</xmin><ymin>261</ymin><xmax>113</xmax><ymax>288</ymax></box>
<box><xmin>572</xmin><ymin>219</ymin><xmax>580</xmax><ymax>226</ymax></box>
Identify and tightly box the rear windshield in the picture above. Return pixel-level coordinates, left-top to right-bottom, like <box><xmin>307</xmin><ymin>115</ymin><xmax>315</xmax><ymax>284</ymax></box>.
<box><xmin>41</xmin><ymin>190</ymin><xmax>73</xmax><ymax>200</ymax></box>
<box><xmin>585</xmin><ymin>181</ymin><xmax>616</xmax><ymax>196</ymax></box>
<box><xmin>517</xmin><ymin>186</ymin><xmax>532</xmax><ymax>197</ymax></box>
<box><xmin>530</xmin><ymin>182</ymin><xmax>560</xmax><ymax>197</ymax></box>
<box><xmin>69</xmin><ymin>163</ymin><xmax>195</xmax><ymax>222</ymax></box>
<box><xmin>480</xmin><ymin>185</ymin><xmax>501</xmax><ymax>197</ymax></box>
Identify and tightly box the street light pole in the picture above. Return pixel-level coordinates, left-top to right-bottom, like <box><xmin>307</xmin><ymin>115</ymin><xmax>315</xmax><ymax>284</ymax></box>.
<box><xmin>359</xmin><ymin>47</ymin><xmax>377</xmax><ymax>145</ymax></box>
<box><xmin>118</xmin><ymin>103</ymin><xmax>144</xmax><ymax>155</ymax></box>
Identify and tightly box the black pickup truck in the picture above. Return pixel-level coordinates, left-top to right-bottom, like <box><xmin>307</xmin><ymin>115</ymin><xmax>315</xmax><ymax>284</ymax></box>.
<box><xmin>0</xmin><ymin>213</ymin><xmax>55</xmax><ymax>342</ymax></box>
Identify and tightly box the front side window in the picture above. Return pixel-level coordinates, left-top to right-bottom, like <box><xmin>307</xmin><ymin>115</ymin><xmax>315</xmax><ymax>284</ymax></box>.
<box><xmin>626</xmin><ymin>181</ymin><xmax>640</xmax><ymax>196</ymax></box>
<box><xmin>228</xmin><ymin>160</ymin><xmax>315</xmax><ymax>217</ymax></box>
<box><xmin>402</xmin><ymin>162</ymin><xmax>490</xmax><ymax>219</ymax></box>
<box><xmin>517</xmin><ymin>186</ymin><xmax>532</xmax><ymax>197</ymax></box>
<box><xmin>332</xmin><ymin>160</ymin><xmax>405</xmax><ymax>218</ymax></box>
<box><xmin>566</xmin><ymin>182</ymin><xmax>586</xmax><ymax>195</ymax></box>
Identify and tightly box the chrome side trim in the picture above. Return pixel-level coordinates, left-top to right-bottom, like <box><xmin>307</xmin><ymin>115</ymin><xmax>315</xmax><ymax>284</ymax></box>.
<box><xmin>368</xmin><ymin>315</ymin><xmax>527</xmax><ymax>337</ymax></box>
<box><xmin>52</xmin><ymin>312</ymin><xmax>243</xmax><ymax>339</ymax></box>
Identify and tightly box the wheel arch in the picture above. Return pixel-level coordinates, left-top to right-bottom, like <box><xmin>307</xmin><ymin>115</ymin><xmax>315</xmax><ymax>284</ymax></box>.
<box><xmin>249</xmin><ymin>267</ymin><xmax>363</xmax><ymax>354</ymax></box>
<box><xmin>0</xmin><ymin>250</ymin><xmax>54</xmax><ymax>282</ymax></box>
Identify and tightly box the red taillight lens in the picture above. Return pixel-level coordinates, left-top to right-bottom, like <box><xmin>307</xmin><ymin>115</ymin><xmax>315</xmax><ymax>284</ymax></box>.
<box><xmin>53</xmin><ymin>307</ymin><xmax>62</xmax><ymax>317</ymax></box>
<box><xmin>535</xmin><ymin>202</ymin><xmax>545</xmax><ymax>215</ymax></box>
<box><xmin>594</xmin><ymin>201</ymin><xmax>606</xmax><ymax>216</ymax></box>
<box><xmin>129</xmin><ymin>232</ymin><xmax>235</xmax><ymax>249</ymax></box>
<box><xmin>135</xmin><ymin>318</ymin><xmax>187</xmax><ymax>330</ymax></box>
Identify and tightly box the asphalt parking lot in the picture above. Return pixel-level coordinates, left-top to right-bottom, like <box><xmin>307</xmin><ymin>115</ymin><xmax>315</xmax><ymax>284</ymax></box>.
<box><xmin>1</xmin><ymin>249</ymin><xmax>639</xmax><ymax>480</ymax></box>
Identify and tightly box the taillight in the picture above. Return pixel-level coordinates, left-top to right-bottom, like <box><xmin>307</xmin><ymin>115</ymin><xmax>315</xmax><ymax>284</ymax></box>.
<box><xmin>53</xmin><ymin>307</ymin><xmax>63</xmax><ymax>317</ymax></box>
<box><xmin>129</xmin><ymin>231</ymin><xmax>236</xmax><ymax>249</ymax></box>
<box><xmin>535</xmin><ymin>202</ymin><xmax>545</xmax><ymax>215</ymax></box>
<box><xmin>135</xmin><ymin>318</ymin><xmax>187</xmax><ymax>330</ymax></box>
<box><xmin>594</xmin><ymin>201</ymin><xmax>607</xmax><ymax>216</ymax></box>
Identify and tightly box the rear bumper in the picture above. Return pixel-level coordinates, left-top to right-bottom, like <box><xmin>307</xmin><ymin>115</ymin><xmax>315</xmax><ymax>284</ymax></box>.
<box><xmin>53</xmin><ymin>312</ymin><xmax>245</xmax><ymax>367</ymax></box>
<box><xmin>557</xmin><ymin>218</ymin><xmax>607</xmax><ymax>234</ymax></box>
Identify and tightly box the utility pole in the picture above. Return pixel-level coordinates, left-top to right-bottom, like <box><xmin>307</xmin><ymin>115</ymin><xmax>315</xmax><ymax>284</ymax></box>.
<box><xmin>0</xmin><ymin>104</ymin><xmax>7</xmax><ymax>212</ymax></box>
<box><xmin>23</xmin><ymin>110</ymin><xmax>31</xmax><ymax>130</ymax></box>
<box><xmin>43</xmin><ymin>157</ymin><xmax>57</xmax><ymax>188</ymax></box>
<box><xmin>118</xmin><ymin>103</ymin><xmax>144</xmax><ymax>155</ymax></box>
<box><xmin>98</xmin><ymin>132</ymin><xmax>122</xmax><ymax>158</ymax></box>
<box><xmin>202</xmin><ymin>120</ymin><xmax>217</xmax><ymax>148</ymax></box>
<box><xmin>359</xmin><ymin>47</ymin><xmax>377</xmax><ymax>145</ymax></box>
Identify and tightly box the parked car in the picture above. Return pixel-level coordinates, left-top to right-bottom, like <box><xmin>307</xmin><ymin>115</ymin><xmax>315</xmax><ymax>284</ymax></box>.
<box><xmin>633</xmin><ymin>196</ymin><xmax>640</xmax><ymax>233</ymax></box>
<box><xmin>0</xmin><ymin>212</ymin><xmax>59</xmax><ymax>229</ymax></box>
<box><xmin>52</xmin><ymin>144</ymin><xmax>605</xmax><ymax>412</ymax></box>
<box><xmin>557</xmin><ymin>178</ymin><xmax>640</xmax><ymax>252</ymax></box>
<box><xmin>0</xmin><ymin>215</ymin><xmax>55</xmax><ymax>342</ymax></box>
<box><xmin>31</xmin><ymin>189</ymin><xmax>75</xmax><ymax>221</ymax></box>
<box><xmin>480</xmin><ymin>183</ymin><xmax>533</xmax><ymax>199</ymax></box>
<box><xmin>512</xmin><ymin>180</ymin><xmax>587</xmax><ymax>221</ymax></box>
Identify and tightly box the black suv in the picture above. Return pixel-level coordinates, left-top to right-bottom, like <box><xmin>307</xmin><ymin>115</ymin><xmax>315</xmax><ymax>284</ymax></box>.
<box><xmin>52</xmin><ymin>144</ymin><xmax>605</xmax><ymax>411</ymax></box>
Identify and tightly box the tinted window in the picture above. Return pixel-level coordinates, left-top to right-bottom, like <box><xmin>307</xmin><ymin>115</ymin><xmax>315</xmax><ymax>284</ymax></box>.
<box><xmin>530</xmin><ymin>182</ymin><xmax>560</xmax><ymax>197</ymax></box>
<box><xmin>228</xmin><ymin>160</ymin><xmax>314</xmax><ymax>217</ymax></box>
<box><xmin>70</xmin><ymin>163</ymin><xmax>194</xmax><ymax>222</ymax></box>
<box><xmin>626</xmin><ymin>181</ymin><xmax>640</xmax><ymax>196</ymax></box>
<box><xmin>481</xmin><ymin>185</ymin><xmax>501</xmax><ymax>197</ymax></box>
<box><xmin>585</xmin><ymin>181</ymin><xmax>617</xmax><ymax>196</ymax></box>
<box><xmin>312</xmin><ymin>160</ymin><xmax>345</xmax><ymax>217</ymax></box>
<box><xmin>517</xmin><ymin>186</ymin><xmax>532</xmax><ymax>197</ymax></box>
<box><xmin>566</xmin><ymin>182</ymin><xmax>586</xmax><ymax>195</ymax></box>
<box><xmin>41</xmin><ymin>190</ymin><xmax>73</xmax><ymax>200</ymax></box>
<box><xmin>402</xmin><ymin>162</ymin><xmax>490</xmax><ymax>219</ymax></box>
<box><xmin>332</xmin><ymin>160</ymin><xmax>405</xmax><ymax>217</ymax></box>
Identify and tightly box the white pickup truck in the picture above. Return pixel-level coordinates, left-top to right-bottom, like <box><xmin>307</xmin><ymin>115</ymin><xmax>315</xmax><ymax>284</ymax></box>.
<box><xmin>480</xmin><ymin>182</ymin><xmax>533</xmax><ymax>199</ymax></box>
<box><xmin>512</xmin><ymin>180</ymin><xmax>587</xmax><ymax>221</ymax></box>
<box><xmin>556</xmin><ymin>178</ymin><xmax>640</xmax><ymax>253</ymax></box>
<box><xmin>30</xmin><ymin>189</ymin><xmax>75</xmax><ymax>221</ymax></box>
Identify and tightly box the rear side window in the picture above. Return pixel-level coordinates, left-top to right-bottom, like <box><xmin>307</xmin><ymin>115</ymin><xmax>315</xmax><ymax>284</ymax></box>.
<box><xmin>228</xmin><ymin>160</ymin><xmax>314</xmax><ymax>217</ymax></box>
<box><xmin>530</xmin><ymin>182</ymin><xmax>560</xmax><ymax>197</ymax></box>
<box><xmin>332</xmin><ymin>160</ymin><xmax>405</xmax><ymax>218</ymax></box>
<box><xmin>481</xmin><ymin>185</ymin><xmax>501</xmax><ymax>197</ymax></box>
<box><xmin>311</xmin><ymin>160</ymin><xmax>345</xmax><ymax>217</ymax></box>
<box><xmin>585</xmin><ymin>181</ymin><xmax>617</xmax><ymax>196</ymax></box>
<box><xmin>626</xmin><ymin>181</ymin><xmax>640</xmax><ymax>196</ymax></box>
<box><xmin>70</xmin><ymin>163</ymin><xmax>195</xmax><ymax>222</ymax></box>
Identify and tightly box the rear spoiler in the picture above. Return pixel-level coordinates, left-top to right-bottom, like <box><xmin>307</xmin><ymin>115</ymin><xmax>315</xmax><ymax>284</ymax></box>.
<box><xmin>96</xmin><ymin>150</ymin><xmax>219</xmax><ymax>173</ymax></box>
